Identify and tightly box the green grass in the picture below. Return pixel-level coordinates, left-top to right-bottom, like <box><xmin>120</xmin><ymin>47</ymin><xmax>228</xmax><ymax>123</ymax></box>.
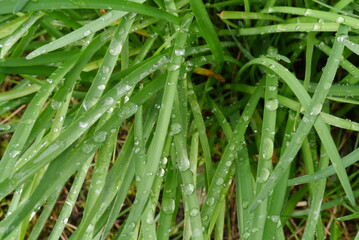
<box><xmin>0</xmin><ymin>0</ymin><xmax>358</xmax><ymax>239</ymax></box>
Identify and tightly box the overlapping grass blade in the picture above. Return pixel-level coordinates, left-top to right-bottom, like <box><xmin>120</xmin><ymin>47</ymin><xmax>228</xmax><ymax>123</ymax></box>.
<box><xmin>265</xmin><ymin>7</ymin><xmax>359</xmax><ymax>29</ymax></box>
<box><xmin>244</xmin><ymin>26</ymin><xmax>355</xmax><ymax>211</ymax></box>
<box><xmin>188</xmin><ymin>0</ymin><xmax>223</xmax><ymax>68</ymax></box>
<box><xmin>0</xmin><ymin>54</ymin><xmax>79</xmax><ymax>182</ymax></box>
<box><xmin>250</xmin><ymin>71</ymin><xmax>278</xmax><ymax>239</ymax></box>
<box><xmin>117</xmin><ymin>13</ymin><xmax>193</xmax><ymax>238</ymax></box>
<box><xmin>0</xmin><ymin>14</ymin><xmax>28</xmax><ymax>39</ymax></box>
<box><xmin>288</xmin><ymin>148</ymin><xmax>359</xmax><ymax>186</ymax></box>
<box><xmin>0</xmin><ymin>74</ymin><xmax>166</xmax><ymax>237</ymax></box>
<box><xmin>0</xmin><ymin>1</ymin><xmax>357</xmax><ymax>239</ymax></box>
<box><xmin>0</xmin><ymin>11</ymin><xmax>43</xmax><ymax>58</ymax></box>
<box><xmin>201</xmin><ymin>79</ymin><xmax>264</xmax><ymax>233</ymax></box>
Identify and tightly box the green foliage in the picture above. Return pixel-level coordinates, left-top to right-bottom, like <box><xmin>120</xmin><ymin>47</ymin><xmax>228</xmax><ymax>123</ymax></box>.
<box><xmin>0</xmin><ymin>0</ymin><xmax>358</xmax><ymax>239</ymax></box>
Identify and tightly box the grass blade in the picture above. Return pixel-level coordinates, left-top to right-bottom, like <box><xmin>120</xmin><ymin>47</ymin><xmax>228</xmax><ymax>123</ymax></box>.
<box><xmin>188</xmin><ymin>0</ymin><xmax>223</xmax><ymax>68</ymax></box>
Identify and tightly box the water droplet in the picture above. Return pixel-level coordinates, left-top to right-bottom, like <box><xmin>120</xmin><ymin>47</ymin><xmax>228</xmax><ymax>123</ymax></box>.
<box><xmin>161</xmin><ymin>157</ymin><xmax>168</xmax><ymax>165</ymax></box>
<box><xmin>337</xmin><ymin>35</ymin><xmax>347</xmax><ymax>43</ymax></box>
<box><xmin>302</xmin><ymin>116</ymin><xmax>310</xmax><ymax>123</ymax></box>
<box><xmin>82</xmin><ymin>143</ymin><xmax>94</xmax><ymax>153</ymax></box>
<box><xmin>79</xmin><ymin>122</ymin><xmax>88</xmax><ymax>128</ymax></box>
<box><xmin>124</xmin><ymin>95</ymin><xmax>129</xmax><ymax>103</ymax></box>
<box><xmin>140</xmin><ymin>72</ymin><xmax>149</xmax><ymax>79</ymax></box>
<box><xmin>10</xmin><ymin>150</ymin><xmax>20</xmax><ymax>158</ymax></box>
<box><xmin>336</xmin><ymin>16</ymin><xmax>345</xmax><ymax>23</ymax></box>
<box><xmin>242</xmin><ymin>232</ymin><xmax>250</xmax><ymax>239</ymax></box>
<box><xmin>51</xmin><ymin>100</ymin><xmax>61</xmax><ymax>110</ymax></box>
<box><xmin>192</xmin><ymin>228</ymin><xmax>202</xmax><ymax>237</ymax></box>
<box><xmin>309</xmin><ymin>103</ymin><xmax>322</xmax><ymax>115</ymax></box>
<box><xmin>102</xmin><ymin>66</ymin><xmax>110</xmax><ymax>74</ymax></box>
<box><xmin>116</xmin><ymin>84</ymin><xmax>132</xmax><ymax>96</ymax></box>
<box><xmin>97</xmin><ymin>84</ymin><xmax>105</xmax><ymax>90</ymax></box>
<box><xmin>262</xmin><ymin>137</ymin><xmax>273</xmax><ymax>159</ymax></box>
<box><xmin>162</xmin><ymin>198</ymin><xmax>175</xmax><ymax>214</ymax></box>
<box><xmin>170</xmin><ymin>123</ymin><xmax>182</xmax><ymax>135</ymax></box>
<box><xmin>174</xmin><ymin>48</ymin><xmax>185</xmax><ymax>56</ymax></box>
<box><xmin>83</xmin><ymin>99</ymin><xmax>95</xmax><ymax>111</ymax></box>
<box><xmin>265</xmin><ymin>99</ymin><xmax>278</xmax><ymax>111</ymax></box>
<box><xmin>225</xmin><ymin>161</ymin><xmax>232</xmax><ymax>167</ymax></box>
<box><xmin>304</xmin><ymin>9</ymin><xmax>312</xmax><ymax>16</ymax></box>
<box><xmin>118</xmin><ymin>102</ymin><xmax>138</xmax><ymax>119</ymax></box>
<box><xmin>168</xmin><ymin>64</ymin><xmax>180</xmax><ymax>72</ymax></box>
<box><xmin>109</xmin><ymin>44</ymin><xmax>123</xmax><ymax>56</ymax></box>
<box><xmin>276</xmin><ymin>25</ymin><xmax>286</xmax><ymax>32</ymax></box>
<box><xmin>268</xmin><ymin>86</ymin><xmax>277</xmax><ymax>91</ymax></box>
<box><xmin>84</xmin><ymin>30</ymin><xmax>91</xmax><ymax>36</ymax></box>
<box><xmin>316</xmin><ymin>41</ymin><xmax>325</xmax><ymax>48</ymax></box>
<box><xmin>158</xmin><ymin>168</ymin><xmax>165</xmax><ymax>177</ymax></box>
<box><xmin>312</xmin><ymin>23</ymin><xmax>321</xmax><ymax>31</ymax></box>
<box><xmin>270</xmin><ymin>215</ymin><xmax>280</xmax><ymax>223</ymax></box>
<box><xmin>178</xmin><ymin>158</ymin><xmax>190</xmax><ymax>172</ymax></box>
<box><xmin>257</xmin><ymin>168</ymin><xmax>270</xmax><ymax>183</ymax></box>
<box><xmin>189</xmin><ymin>208</ymin><xmax>199</xmax><ymax>217</ymax></box>
<box><xmin>94</xmin><ymin>131</ymin><xmax>107</xmax><ymax>143</ymax></box>
<box><xmin>242</xmin><ymin>115</ymin><xmax>249</xmax><ymax>121</ymax></box>
<box><xmin>216</xmin><ymin>178</ymin><xmax>224</xmax><ymax>186</ymax></box>
<box><xmin>0</xmin><ymin>125</ymin><xmax>11</xmax><ymax>131</ymax></box>
<box><xmin>128</xmin><ymin>222</ymin><xmax>136</xmax><ymax>230</ymax></box>
<box><xmin>86</xmin><ymin>224</ymin><xmax>94</xmax><ymax>233</ymax></box>
<box><xmin>206</xmin><ymin>197</ymin><xmax>215</xmax><ymax>206</ymax></box>
<box><xmin>323</xmin><ymin>83</ymin><xmax>331</xmax><ymax>90</ymax></box>
<box><xmin>269</xmin><ymin>64</ymin><xmax>276</xmax><ymax>70</ymax></box>
<box><xmin>104</xmin><ymin>97</ymin><xmax>114</xmax><ymax>106</ymax></box>
<box><xmin>182</xmin><ymin>184</ymin><xmax>194</xmax><ymax>195</ymax></box>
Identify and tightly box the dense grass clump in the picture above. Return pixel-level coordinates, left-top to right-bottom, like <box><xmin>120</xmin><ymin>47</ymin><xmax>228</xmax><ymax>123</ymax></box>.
<box><xmin>0</xmin><ymin>0</ymin><xmax>358</xmax><ymax>239</ymax></box>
